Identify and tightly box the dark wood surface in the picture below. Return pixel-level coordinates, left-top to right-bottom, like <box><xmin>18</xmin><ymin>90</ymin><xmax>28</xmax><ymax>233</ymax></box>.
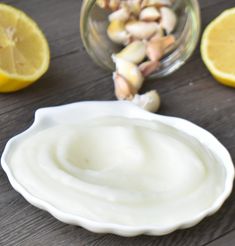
<box><xmin>0</xmin><ymin>0</ymin><xmax>235</xmax><ymax>245</ymax></box>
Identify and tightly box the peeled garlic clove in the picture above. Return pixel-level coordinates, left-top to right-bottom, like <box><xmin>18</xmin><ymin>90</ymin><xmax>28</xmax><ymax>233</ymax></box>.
<box><xmin>132</xmin><ymin>90</ymin><xmax>161</xmax><ymax>112</ymax></box>
<box><xmin>126</xmin><ymin>0</ymin><xmax>142</xmax><ymax>15</ymax></box>
<box><xmin>125</xmin><ymin>21</ymin><xmax>160</xmax><ymax>40</ymax></box>
<box><xmin>107</xmin><ymin>20</ymin><xmax>130</xmax><ymax>44</ymax></box>
<box><xmin>141</xmin><ymin>0</ymin><xmax>172</xmax><ymax>8</ymax></box>
<box><xmin>158</xmin><ymin>0</ymin><xmax>172</xmax><ymax>5</ymax></box>
<box><xmin>109</xmin><ymin>7</ymin><xmax>130</xmax><ymax>22</ymax></box>
<box><xmin>113</xmin><ymin>57</ymin><xmax>144</xmax><ymax>91</ymax></box>
<box><xmin>146</xmin><ymin>35</ymin><xmax>175</xmax><ymax>61</ymax></box>
<box><xmin>113</xmin><ymin>72</ymin><xmax>136</xmax><ymax>100</ymax></box>
<box><xmin>139</xmin><ymin>60</ymin><xmax>160</xmax><ymax>77</ymax></box>
<box><xmin>115</xmin><ymin>40</ymin><xmax>146</xmax><ymax>64</ymax></box>
<box><xmin>160</xmin><ymin>7</ymin><xmax>177</xmax><ymax>34</ymax></box>
<box><xmin>96</xmin><ymin>0</ymin><xmax>109</xmax><ymax>9</ymax></box>
<box><xmin>108</xmin><ymin>0</ymin><xmax>121</xmax><ymax>11</ymax></box>
<box><xmin>139</xmin><ymin>7</ymin><xmax>161</xmax><ymax>21</ymax></box>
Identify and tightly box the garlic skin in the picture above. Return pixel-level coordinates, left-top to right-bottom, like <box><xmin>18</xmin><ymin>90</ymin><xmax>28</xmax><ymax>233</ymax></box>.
<box><xmin>115</xmin><ymin>40</ymin><xmax>146</xmax><ymax>64</ymax></box>
<box><xmin>132</xmin><ymin>90</ymin><xmax>161</xmax><ymax>112</ymax></box>
<box><xmin>160</xmin><ymin>7</ymin><xmax>177</xmax><ymax>34</ymax></box>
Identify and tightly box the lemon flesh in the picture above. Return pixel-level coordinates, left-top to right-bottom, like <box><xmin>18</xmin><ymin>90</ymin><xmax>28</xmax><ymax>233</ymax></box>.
<box><xmin>0</xmin><ymin>4</ymin><xmax>50</xmax><ymax>92</ymax></box>
<box><xmin>201</xmin><ymin>8</ymin><xmax>235</xmax><ymax>88</ymax></box>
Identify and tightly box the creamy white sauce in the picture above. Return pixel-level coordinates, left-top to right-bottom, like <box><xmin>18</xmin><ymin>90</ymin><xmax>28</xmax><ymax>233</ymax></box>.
<box><xmin>10</xmin><ymin>117</ymin><xmax>225</xmax><ymax>226</ymax></box>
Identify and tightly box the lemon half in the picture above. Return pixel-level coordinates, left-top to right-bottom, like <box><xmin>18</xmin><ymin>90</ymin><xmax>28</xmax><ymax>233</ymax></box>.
<box><xmin>0</xmin><ymin>4</ymin><xmax>50</xmax><ymax>92</ymax></box>
<box><xmin>201</xmin><ymin>8</ymin><xmax>235</xmax><ymax>87</ymax></box>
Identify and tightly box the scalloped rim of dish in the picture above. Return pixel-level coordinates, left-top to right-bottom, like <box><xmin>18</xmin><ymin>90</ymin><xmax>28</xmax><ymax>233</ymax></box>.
<box><xmin>1</xmin><ymin>101</ymin><xmax>234</xmax><ymax>237</ymax></box>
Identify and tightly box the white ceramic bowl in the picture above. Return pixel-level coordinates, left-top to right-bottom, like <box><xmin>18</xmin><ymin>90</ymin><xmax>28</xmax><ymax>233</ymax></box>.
<box><xmin>1</xmin><ymin>101</ymin><xmax>234</xmax><ymax>236</ymax></box>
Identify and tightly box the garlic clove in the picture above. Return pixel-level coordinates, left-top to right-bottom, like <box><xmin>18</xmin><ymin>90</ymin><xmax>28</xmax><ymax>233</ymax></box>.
<box><xmin>141</xmin><ymin>0</ymin><xmax>172</xmax><ymax>8</ymax></box>
<box><xmin>108</xmin><ymin>0</ymin><xmax>121</xmax><ymax>11</ymax></box>
<box><xmin>115</xmin><ymin>40</ymin><xmax>146</xmax><ymax>64</ymax></box>
<box><xmin>132</xmin><ymin>90</ymin><xmax>161</xmax><ymax>112</ymax></box>
<box><xmin>139</xmin><ymin>7</ymin><xmax>161</xmax><ymax>21</ymax></box>
<box><xmin>160</xmin><ymin>7</ymin><xmax>177</xmax><ymax>34</ymax></box>
<box><xmin>146</xmin><ymin>35</ymin><xmax>175</xmax><ymax>61</ymax></box>
<box><xmin>122</xmin><ymin>0</ymin><xmax>142</xmax><ymax>16</ymax></box>
<box><xmin>108</xmin><ymin>7</ymin><xmax>130</xmax><ymax>22</ymax></box>
<box><xmin>113</xmin><ymin>72</ymin><xmax>136</xmax><ymax>100</ymax></box>
<box><xmin>125</xmin><ymin>21</ymin><xmax>161</xmax><ymax>40</ymax></box>
<box><xmin>96</xmin><ymin>0</ymin><xmax>109</xmax><ymax>9</ymax></box>
<box><xmin>146</xmin><ymin>40</ymin><xmax>164</xmax><ymax>61</ymax></box>
<box><xmin>113</xmin><ymin>57</ymin><xmax>144</xmax><ymax>91</ymax></box>
<box><xmin>150</xmin><ymin>28</ymin><xmax>165</xmax><ymax>40</ymax></box>
<box><xmin>107</xmin><ymin>20</ymin><xmax>130</xmax><ymax>44</ymax></box>
<box><xmin>139</xmin><ymin>60</ymin><xmax>160</xmax><ymax>77</ymax></box>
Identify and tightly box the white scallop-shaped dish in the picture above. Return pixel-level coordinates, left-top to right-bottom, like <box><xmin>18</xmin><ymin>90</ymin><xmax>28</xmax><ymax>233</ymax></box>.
<box><xmin>1</xmin><ymin>101</ymin><xmax>234</xmax><ymax>236</ymax></box>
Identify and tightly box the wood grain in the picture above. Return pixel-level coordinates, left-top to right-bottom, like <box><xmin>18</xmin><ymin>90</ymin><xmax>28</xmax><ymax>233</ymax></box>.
<box><xmin>0</xmin><ymin>0</ymin><xmax>235</xmax><ymax>245</ymax></box>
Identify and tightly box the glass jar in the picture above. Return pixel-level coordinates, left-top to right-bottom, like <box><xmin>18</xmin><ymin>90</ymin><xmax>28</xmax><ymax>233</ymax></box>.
<box><xmin>80</xmin><ymin>0</ymin><xmax>201</xmax><ymax>78</ymax></box>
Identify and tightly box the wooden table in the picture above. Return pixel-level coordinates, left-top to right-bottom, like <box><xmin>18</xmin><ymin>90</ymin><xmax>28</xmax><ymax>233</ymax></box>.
<box><xmin>1</xmin><ymin>0</ymin><xmax>235</xmax><ymax>245</ymax></box>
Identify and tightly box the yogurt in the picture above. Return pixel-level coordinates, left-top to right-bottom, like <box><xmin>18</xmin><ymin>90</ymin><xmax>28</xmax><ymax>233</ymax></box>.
<box><xmin>9</xmin><ymin>117</ymin><xmax>226</xmax><ymax>226</ymax></box>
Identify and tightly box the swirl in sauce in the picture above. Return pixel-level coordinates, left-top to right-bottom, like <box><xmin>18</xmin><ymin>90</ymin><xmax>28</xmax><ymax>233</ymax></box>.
<box><xmin>10</xmin><ymin>117</ymin><xmax>225</xmax><ymax>226</ymax></box>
